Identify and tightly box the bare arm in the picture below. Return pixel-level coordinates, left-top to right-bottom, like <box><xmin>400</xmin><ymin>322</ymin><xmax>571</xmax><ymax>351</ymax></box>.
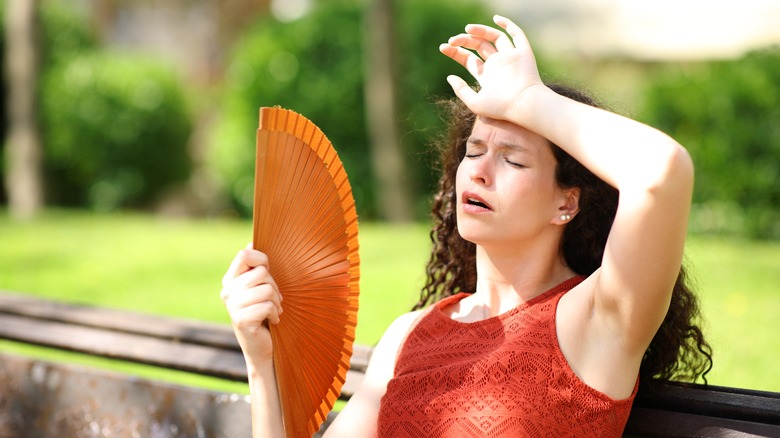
<box><xmin>221</xmin><ymin>248</ymin><xmax>285</xmax><ymax>437</ymax></box>
<box><xmin>512</xmin><ymin>84</ymin><xmax>693</xmax><ymax>350</ymax></box>
<box><xmin>440</xmin><ymin>15</ymin><xmax>692</xmax><ymax>353</ymax></box>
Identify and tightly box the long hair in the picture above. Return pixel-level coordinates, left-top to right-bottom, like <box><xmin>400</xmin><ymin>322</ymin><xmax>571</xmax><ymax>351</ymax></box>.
<box><xmin>416</xmin><ymin>84</ymin><xmax>713</xmax><ymax>387</ymax></box>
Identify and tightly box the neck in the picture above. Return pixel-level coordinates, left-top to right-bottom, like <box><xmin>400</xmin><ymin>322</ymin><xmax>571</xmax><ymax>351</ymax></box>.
<box><xmin>473</xmin><ymin>239</ymin><xmax>575</xmax><ymax>316</ymax></box>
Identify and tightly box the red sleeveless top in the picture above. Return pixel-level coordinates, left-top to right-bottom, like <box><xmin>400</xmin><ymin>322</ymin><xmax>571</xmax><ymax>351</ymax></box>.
<box><xmin>377</xmin><ymin>276</ymin><xmax>637</xmax><ymax>437</ymax></box>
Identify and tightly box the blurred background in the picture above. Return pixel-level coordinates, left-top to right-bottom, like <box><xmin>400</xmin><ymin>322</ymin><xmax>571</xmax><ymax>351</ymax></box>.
<box><xmin>1</xmin><ymin>0</ymin><xmax>778</xmax><ymax>393</ymax></box>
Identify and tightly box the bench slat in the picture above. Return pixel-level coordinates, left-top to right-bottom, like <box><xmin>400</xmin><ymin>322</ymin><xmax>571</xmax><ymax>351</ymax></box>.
<box><xmin>0</xmin><ymin>291</ymin><xmax>239</xmax><ymax>350</ymax></box>
<box><xmin>633</xmin><ymin>383</ymin><xmax>780</xmax><ymax>425</ymax></box>
<box><xmin>0</xmin><ymin>293</ymin><xmax>371</xmax><ymax>398</ymax></box>
<box><xmin>625</xmin><ymin>407</ymin><xmax>780</xmax><ymax>437</ymax></box>
<box><xmin>0</xmin><ymin>313</ymin><xmax>248</xmax><ymax>380</ymax></box>
<box><xmin>0</xmin><ymin>292</ymin><xmax>374</xmax><ymax>372</ymax></box>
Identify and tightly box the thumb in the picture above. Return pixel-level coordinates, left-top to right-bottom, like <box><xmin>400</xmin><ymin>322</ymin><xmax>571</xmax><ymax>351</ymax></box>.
<box><xmin>446</xmin><ymin>75</ymin><xmax>477</xmax><ymax>108</ymax></box>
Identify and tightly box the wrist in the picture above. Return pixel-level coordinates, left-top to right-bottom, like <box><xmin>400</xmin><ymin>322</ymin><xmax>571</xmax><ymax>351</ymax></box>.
<box><xmin>508</xmin><ymin>82</ymin><xmax>551</xmax><ymax>127</ymax></box>
<box><xmin>245</xmin><ymin>354</ymin><xmax>275</xmax><ymax>378</ymax></box>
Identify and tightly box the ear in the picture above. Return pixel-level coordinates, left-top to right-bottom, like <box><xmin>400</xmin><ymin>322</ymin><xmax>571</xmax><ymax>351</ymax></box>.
<box><xmin>554</xmin><ymin>187</ymin><xmax>580</xmax><ymax>225</ymax></box>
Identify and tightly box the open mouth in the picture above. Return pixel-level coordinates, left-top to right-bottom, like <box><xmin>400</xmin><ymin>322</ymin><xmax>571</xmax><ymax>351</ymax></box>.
<box><xmin>466</xmin><ymin>197</ymin><xmax>490</xmax><ymax>209</ymax></box>
<box><xmin>462</xmin><ymin>191</ymin><xmax>492</xmax><ymax>211</ymax></box>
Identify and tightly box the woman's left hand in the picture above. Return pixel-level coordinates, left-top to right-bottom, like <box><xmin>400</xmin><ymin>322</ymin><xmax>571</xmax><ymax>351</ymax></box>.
<box><xmin>439</xmin><ymin>15</ymin><xmax>544</xmax><ymax>122</ymax></box>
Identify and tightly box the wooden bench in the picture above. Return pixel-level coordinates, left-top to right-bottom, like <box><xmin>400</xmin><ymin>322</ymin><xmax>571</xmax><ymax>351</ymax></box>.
<box><xmin>1</xmin><ymin>291</ymin><xmax>778</xmax><ymax>437</ymax></box>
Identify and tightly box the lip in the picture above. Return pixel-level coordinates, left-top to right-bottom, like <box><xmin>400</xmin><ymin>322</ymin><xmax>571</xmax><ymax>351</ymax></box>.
<box><xmin>461</xmin><ymin>191</ymin><xmax>493</xmax><ymax>213</ymax></box>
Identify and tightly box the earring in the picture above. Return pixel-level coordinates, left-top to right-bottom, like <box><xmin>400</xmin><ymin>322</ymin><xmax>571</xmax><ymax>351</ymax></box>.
<box><xmin>561</xmin><ymin>214</ymin><xmax>571</xmax><ymax>222</ymax></box>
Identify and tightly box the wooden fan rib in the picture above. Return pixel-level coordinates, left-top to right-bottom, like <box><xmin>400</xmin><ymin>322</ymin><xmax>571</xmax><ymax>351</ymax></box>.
<box><xmin>262</xmin><ymin>133</ymin><xmax>299</xmax><ymax>257</ymax></box>
<box><xmin>275</xmin><ymin>330</ymin><xmax>348</xmax><ymax>379</ymax></box>
<box><xmin>284</xmin><ymin>246</ymin><xmax>349</xmax><ymax>280</ymax></box>
<box><xmin>272</xmin><ymin>309</ymin><xmax>353</xmax><ymax>370</ymax></box>
<box><xmin>271</xmin><ymin>341</ymin><xmax>301</xmax><ymax>437</ymax></box>
<box><xmin>272</xmin><ymin>179</ymin><xmax>346</xmax><ymax>268</ymax></box>
<box><xmin>271</xmin><ymin>232</ymin><xmax>348</xmax><ymax>286</ymax></box>
<box><xmin>252</xmin><ymin>131</ymin><xmax>269</xmax><ymax>249</ymax></box>
<box><xmin>258</xmin><ymin>130</ymin><xmax>300</xmax><ymax>255</ymax></box>
<box><xmin>260</xmin><ymin>133</ymin><xmax>317</xmax><ymax>259</ymax></box>
<box><xmin>274</xmin><ymin>218</ymin><xmax>349</xmax><ymax>283</ymax></box>
<box><xmin>254</xmin><ymin>130</ymin><xmax>280</xmax><ymax>252</ymax></box>
<box><xmin>281</xmin><ymin>273</ymin><xmax>351</xmax><ymax>293</ymax></box>
<box><xmin>280</xmin><ymin>294</ymin><xmax>355</xmax><ymax>316</ymax></box>
<box><xmin>301</xmin><ymin>121</ymin><xmax>317</xmax><ymax>146</ymax></box>
<box><xmin>265</xmin><ymin>108</ymin><xmax>358</xmax><ymax>268</ymax></box>
<box><xmin>272</xmin><ymin>309</ymin><xmax>349</xmax><ymax>351</ymax></box>
<box><xmin>275</xmin><ymin>341</ymin><xmax>348</xmax><ymax>407</ymax></box>
<box><xmin>257</xmin><ymin>134</ymin><xmax>346</xmax><ymax>274</ymax></box>
<box><xmin>272</xmin><ymin>285</ymin><xmax>356</xmax><ymax>360</ymax></box>
<box><xmin>256</xmin><ymin>139</ymin><xmax>346</xmax><ymax>270</ymax></box>
<box><xmin>272</xmin><ymin>328</ymin><xmax>333</xmax><ymax>437</ymax></box>
<box><xmin>279</xmin><ymin>198</ymin><xmax>344</xmax><ymax>262</ymax></box>
<box><xmin>271</xmin><ymin>326</ymin><xmax>344</xmax><ymax>414</ymax></box>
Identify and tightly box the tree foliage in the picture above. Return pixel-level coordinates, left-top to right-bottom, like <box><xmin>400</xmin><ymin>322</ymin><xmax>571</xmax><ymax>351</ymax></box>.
<box><xmin>640</xmin><ymin>47</ymin><xmax>780</xmax><ymax>238</ymax></box>
<box><xmin>211</xmin><ymin>0</ymin><xmax>488</xmax><ymax>219</ymax></box>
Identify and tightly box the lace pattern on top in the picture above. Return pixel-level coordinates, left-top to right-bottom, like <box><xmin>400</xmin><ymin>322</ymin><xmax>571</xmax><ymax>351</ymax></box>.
<box><xmin>377</xmin><ymin>276</ymin><xmax>637</xmax><ymax>437</ymax></box>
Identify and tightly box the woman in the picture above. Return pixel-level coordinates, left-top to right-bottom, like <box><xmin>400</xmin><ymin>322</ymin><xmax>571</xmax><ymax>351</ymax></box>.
<box><xmin>221</xmin><ymin>15</ymin><xmax>711</xmax><ymax>437</ymax></box>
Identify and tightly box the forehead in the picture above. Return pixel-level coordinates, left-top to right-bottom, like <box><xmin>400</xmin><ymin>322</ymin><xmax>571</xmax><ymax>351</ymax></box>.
<box><xmin>469</xmin><ymin>117</ymin><xmax>549</xmax><ymax>152</ymax></box>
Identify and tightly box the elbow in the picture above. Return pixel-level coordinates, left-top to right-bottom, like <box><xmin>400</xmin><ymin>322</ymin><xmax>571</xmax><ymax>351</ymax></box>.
<box><xmin>645</xmin><ymin>140</ymin><xmax>694</xmax><ymax>198</ymax></box>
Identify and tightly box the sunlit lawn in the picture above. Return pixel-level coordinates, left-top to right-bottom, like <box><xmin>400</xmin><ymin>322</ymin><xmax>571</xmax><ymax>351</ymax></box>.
<box><xmin>0</xmin><ymin>210</ymin><xmax>778</xmax><ymax>393</ymax></box>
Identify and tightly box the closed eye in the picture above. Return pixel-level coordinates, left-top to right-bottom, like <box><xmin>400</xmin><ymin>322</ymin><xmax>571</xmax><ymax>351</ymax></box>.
<box><xmin>505</xmin><ymin>158</ymin><xmax>526</xmax><ymax>168</ymax></box>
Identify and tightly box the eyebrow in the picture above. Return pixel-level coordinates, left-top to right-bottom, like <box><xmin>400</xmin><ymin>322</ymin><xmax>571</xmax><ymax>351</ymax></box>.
<box><xmin>467</xmin><ymin>137</ymin><xmax>530</xmax><ymax>153</ymax></box>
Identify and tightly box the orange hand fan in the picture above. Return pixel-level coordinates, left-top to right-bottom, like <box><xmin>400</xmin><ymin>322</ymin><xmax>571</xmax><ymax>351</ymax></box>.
<box><xmin>253</xmin><ymin>107</ymin><xmax>360</xmax><ymax>437</ymax></box>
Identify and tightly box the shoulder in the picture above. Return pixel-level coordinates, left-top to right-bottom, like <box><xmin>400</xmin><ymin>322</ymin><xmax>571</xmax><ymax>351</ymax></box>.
<box><xmin>373</xmin><ymin>309</ymin><xmax>427</xmax><ymax>364</ymax></box>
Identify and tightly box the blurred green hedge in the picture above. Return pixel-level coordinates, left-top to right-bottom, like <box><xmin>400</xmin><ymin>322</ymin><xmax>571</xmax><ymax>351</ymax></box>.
<box><xmin>41</xmin><ymin>52</ymin><xmax>192</xmax><ymax>210</ymax></box>
<box><xmin>1</xmin><ymin>3</ymin><xmax>193</xmax><ymax>211</ymax></box>
<box><xmin>640</xmin><ymin>47</ymin><xmax>780</xmax><ymax>239</ymax></box>
<box><xmin>209</xmin><ymin>0</ymin><xmax>487</xmax><ymax>219</ymax></box>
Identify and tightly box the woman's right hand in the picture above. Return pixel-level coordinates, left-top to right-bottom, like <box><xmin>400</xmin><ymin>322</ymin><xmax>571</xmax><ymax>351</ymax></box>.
<box><xmin>221</xmin><ymin>247</ymin><xmax>283</xmax><ymax>368</ymax></box>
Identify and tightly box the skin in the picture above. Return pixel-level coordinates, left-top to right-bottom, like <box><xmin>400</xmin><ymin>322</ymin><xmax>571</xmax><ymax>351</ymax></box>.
<box><xmin>221</xmin><ymin>14</ymin><xmax>694</xmax><ymax>437</ymax></box>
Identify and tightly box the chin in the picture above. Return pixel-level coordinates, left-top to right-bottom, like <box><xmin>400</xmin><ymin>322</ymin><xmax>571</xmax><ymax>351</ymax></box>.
<box><xmin>456</xmin><ymin>224</ymin><xmax>492</xmax><ymax>247</ymax></box>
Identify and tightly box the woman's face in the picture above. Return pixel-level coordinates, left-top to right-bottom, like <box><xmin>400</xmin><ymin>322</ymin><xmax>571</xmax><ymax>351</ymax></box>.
<box><xmin>455</xmin><ymin>117</ymin><xmax>572</xmax><ymax>249</ymax></box>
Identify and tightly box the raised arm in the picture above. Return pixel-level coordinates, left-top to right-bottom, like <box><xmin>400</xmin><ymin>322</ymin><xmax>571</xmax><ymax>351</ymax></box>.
<box><xmin>221</xmin><ymin>248</ymin><xmax>285</xmax><ymax>437</ymax></box>
<box><xmin>440</xmin><ymin>15</ymin><xmax>693</xmax><ymax>353</ymax></box>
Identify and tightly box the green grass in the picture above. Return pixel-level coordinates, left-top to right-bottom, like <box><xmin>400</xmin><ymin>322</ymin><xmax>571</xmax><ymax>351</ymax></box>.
<box><xmin>684</xmin><ymin>237</ymin><xmax>780</xmax><ymax>391</ymax></box>
<box><xmin>1</xmin><ymin>210</ymin><xmax>778</xmax><ymax>393</ymax></box>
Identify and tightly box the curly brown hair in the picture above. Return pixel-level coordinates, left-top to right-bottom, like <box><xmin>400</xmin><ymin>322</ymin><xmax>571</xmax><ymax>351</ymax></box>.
<box><xmin>415</xmin><ymin>84</ymin><xmax>713</xmax><ymax>388</ymax></box>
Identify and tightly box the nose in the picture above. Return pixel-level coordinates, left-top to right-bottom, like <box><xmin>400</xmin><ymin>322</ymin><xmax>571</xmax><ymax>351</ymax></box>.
<box><xmin>469</xmin><ymin>155</ymin><xmax>492</xmax><ymax>187</ymax></box>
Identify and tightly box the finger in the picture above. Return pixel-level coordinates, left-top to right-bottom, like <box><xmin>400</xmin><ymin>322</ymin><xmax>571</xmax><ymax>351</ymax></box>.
<box><xmin>221</xmin><ymin>264</ymin><xmax>282</xmax><ymax>309</ymax></box>
<box><xmin>446</xmin><ymin>75</ymin><xmax>478</xmax><ymax>108</ymax></box>
<box><xmin>222</xmin><ymin>248</ymin><xmax>270</xmax><ymax>287</ymax></box>
<box><xmin>493</xmin><ymin>15</ymin><xmax>532</xmax><ymax>52</ymax></box>
<box><xmin>222</xmin><ymin>281</ymin><xmax>283</xmax><ymax>327</ymax></box>
<box><xmin>231</xmin><ymin>264</ymin><xmax>278</xmax><ymax>291</ymax></box>
<box><xmin>226</xmin><ymin>282</ymin><xmax>282</xmax><ymax>314</ymax></box>
<box><xmin>440</xmin><ymin>44</ymin><xmax>483</xmax><ymax>79</ymax></box>
<box><xmin>464</xmin><ymin>23</ymin><xmax>514</xmax><ymax>52</ymax></box>
<box><xmin>447</xmin><ymin>33</ymin><xmax>497</xmax><ymax>60</ymax></box>
<box><xmin>234</xmin><ymin>300</ymin><xmax>282</xmax><ymax>328</ymax></box>
<box><xmin>439</xmin><ymin>43</ymin><xmax>469</xmax><ymax>66</ymax></box>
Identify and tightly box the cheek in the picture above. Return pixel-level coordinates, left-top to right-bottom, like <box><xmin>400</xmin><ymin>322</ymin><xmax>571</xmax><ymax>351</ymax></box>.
<box><xmin>455</xmin><ymin>160</ymin><xmax>468</xmax><ymax>191</ymax></box>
